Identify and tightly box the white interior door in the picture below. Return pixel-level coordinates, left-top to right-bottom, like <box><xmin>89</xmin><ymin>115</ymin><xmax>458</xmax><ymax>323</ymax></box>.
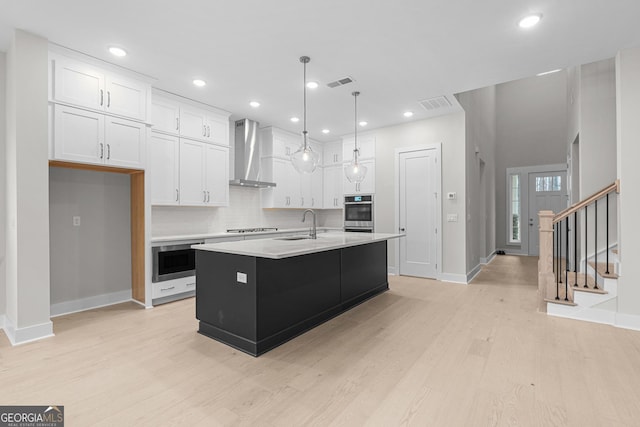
<box><xmin>399</xmin><ymin>148</ymin><xmax>439</xmax><ymax>278</ymax></box>
<box><xmin>528</xmin><ymin>171</ymin><xmax>567</xmax><ymax>255</ymax></box>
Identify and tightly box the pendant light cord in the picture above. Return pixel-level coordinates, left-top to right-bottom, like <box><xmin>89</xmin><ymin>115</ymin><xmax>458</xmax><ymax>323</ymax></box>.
<box><xmin>353</xmin><ymin>91</ymin><xmax>360</xmax><ymax>162</ymax></box>
<box><xmin>301</xmin><ymin>56</ymin><xmax>309</xmax><ymax>149</ymax></box>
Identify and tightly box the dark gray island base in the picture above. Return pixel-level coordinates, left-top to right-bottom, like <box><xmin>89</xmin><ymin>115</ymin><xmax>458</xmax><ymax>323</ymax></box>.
<box><xmin>196</xmin><ymin>241</ymin><xmax>388</xmax><ymax>356</ymax></box>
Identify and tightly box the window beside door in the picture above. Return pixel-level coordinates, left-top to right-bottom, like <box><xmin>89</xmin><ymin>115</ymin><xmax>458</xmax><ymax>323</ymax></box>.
<box><xmin>509</xmin><ymin>173</ymin><xmax>521</xmax><ymax>243</ymax></box>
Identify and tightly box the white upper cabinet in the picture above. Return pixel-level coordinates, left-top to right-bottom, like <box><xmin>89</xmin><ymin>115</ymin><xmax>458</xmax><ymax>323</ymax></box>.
<box><xmin>149</xmin><ymin>133</ymin><xmax>180</xmax><ymax>205</ymax></box>
<box><xmin>151</xmin><ymin>96</ymin><xmax>180</xmax><ymax>135</ymax></box>
<box><xmin>323</xmin><ymin>165</ymin><xmax>344</xmax><ymax>208</ymax></box>
<box><xmin>151</xmin><ymin>93</ymin><xmax>230</xmax><ymax>146</ymax></box>
<box><xmin>323</xmin><ymin>141</ymin><xmax>343</xmax><ymax>166</ymax></box>
<box><xmin>53</xmin><ymin>104</ymin><xmax>145</xmax><ymax>169</ymax></box>
<box><xmin>179</xmin><ymin>139</ymin><xmax>207</xmax><ymax>206</ymax></box>
<box><xmin>343</xmin><ymin>159</ymin><xmax>375</xmax><ymax>194</ymax></box>
<box><xmin>342</xmin><ymin>134</ymin><xmax>375</xmax><ymax>161</ymax></box>
<box><xmin>204</xmin><ymin>144</ymin><xmax>229</xmax><ymax>206</ymax></box>
<box><xmin>51</xmin><ymin>55</ymin><xmax>149</xmax><ymax>122</ymax></box>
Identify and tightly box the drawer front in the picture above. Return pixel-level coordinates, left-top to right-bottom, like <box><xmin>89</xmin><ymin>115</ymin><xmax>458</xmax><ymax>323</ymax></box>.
<box><xmin>152</xmin><ymin>276</ymin><xmax>196</xmax><ymax>299</ymax></box>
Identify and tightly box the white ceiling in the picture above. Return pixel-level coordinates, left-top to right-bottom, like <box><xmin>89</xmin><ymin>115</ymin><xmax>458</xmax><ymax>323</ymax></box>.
<box><xmin>2</xmin><ymin>0</ymin><xmax>640</xmax><ymax>141</ymax></box>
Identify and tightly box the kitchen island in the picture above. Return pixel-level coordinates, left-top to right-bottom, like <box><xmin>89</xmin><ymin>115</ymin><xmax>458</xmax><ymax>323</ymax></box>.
<box><xmin>192</xmin><ymin>232</ymin><xmax>402</xmax><ymax>356</ymax></box>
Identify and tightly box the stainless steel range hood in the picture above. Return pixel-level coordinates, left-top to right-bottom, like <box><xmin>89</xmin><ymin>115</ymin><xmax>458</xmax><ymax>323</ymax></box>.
<box><xmin>229</xmin><ymin>119</ymin><xmax>276</xmax><ymax>188</ymax></box>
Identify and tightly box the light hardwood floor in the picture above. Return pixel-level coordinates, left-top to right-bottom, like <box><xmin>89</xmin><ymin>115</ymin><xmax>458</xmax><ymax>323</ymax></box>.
<box><xmin>2</xmin><ymin>255</ymin><xmax>640</xmax><ymax>426</ymax></box>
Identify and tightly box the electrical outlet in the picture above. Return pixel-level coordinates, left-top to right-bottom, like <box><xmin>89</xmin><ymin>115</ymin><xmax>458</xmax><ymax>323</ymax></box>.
<box><xmin>447</xmin><ymin>214</ymin><xmax>458</xmax><ymax>222</ymax></box>
<box><xmin>73</xmin><ymin>216</ymin><xmax>81</xmax><ymax>226</ymax></box>
<box><xmin>236</xmin><ymin>272</ymin><xmax>247</xmax><ymax>284</ymax></box>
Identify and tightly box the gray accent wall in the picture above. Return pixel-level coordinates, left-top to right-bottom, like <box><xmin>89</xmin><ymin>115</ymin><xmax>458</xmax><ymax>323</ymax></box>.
<box><xmin>495</xmin><ymin>72</ymin><xmax>569</xmax><ymax>252</ymax></box>
<box><xmin>457</xmin><ymin>86</ymin><xmax>497</xmax><ymax>272</ymax></box>
<box><xmin>0</xmin><ymin>51</ymin><xmax>6</xmax><ymax>318</ymax></box>
<box><xmin>49</xmin><ymin>168</ymin><xmax>132</xmax><ymax>306</ymax></box>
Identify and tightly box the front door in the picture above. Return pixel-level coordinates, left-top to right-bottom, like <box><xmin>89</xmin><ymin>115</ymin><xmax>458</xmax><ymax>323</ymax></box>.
<box><xmin>528</xmin><ymin>171</ymin><xmax>567</xmax><ymax>255</ymax></box>
<box><xmin>399</xmin><ymin>148</ymin><xmax>439</xmax><ymax>278</ymax></box>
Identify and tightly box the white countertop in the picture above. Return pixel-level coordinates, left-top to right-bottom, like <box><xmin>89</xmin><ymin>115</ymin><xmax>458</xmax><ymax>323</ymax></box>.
<box><xmin>192</xmin><ymin>232</ymin><xmax>404</xmax><ymax>259</ymax></box>
<box><xmin>150</xmin><ymin>227</ymin><xmax>343</xmax><ymax>244</ymax></box>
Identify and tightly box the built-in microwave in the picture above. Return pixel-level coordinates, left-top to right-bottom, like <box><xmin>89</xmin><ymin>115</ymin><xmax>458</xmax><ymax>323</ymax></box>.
<box><xmin>152</xmin><ymin>241</ymin><xmax>203</xmax><ymax>283</ymax></box>
<box><xmin>344</xmin><ymin>195</ymin><xmax>374</xmax><ymax>232</ymax></box>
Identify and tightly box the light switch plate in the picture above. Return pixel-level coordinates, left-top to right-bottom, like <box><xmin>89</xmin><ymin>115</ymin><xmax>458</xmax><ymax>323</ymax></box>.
<box><xmin>236</xmin><ymin>272</ymin><xmax>247</xmax><ymax>283</ymax></box>
<box><xmin>447</xmin><ymin>214</ymin><xmax>458</xmax><ymax>222</ymax></box>
<box><xmin>73</xmin><ymin>216</ymin><xmax>81</xmax><ymax>226</ymax></box>
<box><xmin>447</xmin><ymin>192</ymin><xmax>456</xmax><ymax>200</ymax></box>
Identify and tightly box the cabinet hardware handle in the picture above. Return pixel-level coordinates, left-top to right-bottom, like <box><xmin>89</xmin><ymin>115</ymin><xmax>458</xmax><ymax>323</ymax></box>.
<box><xmin>312</xmin><ymin>198</ymin><xmax>314</xmax><ymax>207</ymax></box>
<box><xmin>107</xmin><ymin>144</ymin><xmax>111</xmax><ymax>160</ymax></box>
<box><xmin>176</xmin><ymin>117</ymin><xmax>180</xmax><ymax>130</ymax></box>
<box><xmin>186</xmin><ymin>282</ymin><xmax>195</xmax><ymax>287</ymax></box>
<box><xmin>301</xmin><ymin>197</ymin><xmax>304</xmax><ymax>206</ymax></box>
<box><xmin>203</xmin><ymin>125</ymin><xmax>206</xmax><ymax>137</ymax></box>
<box><xmin>176</xmin><ymin>189</ymin><xmax>179</xmax><ymax>202</ymax></box>
<box><xmin>107</xmin><ymin>91</ymin><xmax>111</xmax><ymax>108</ymax></box>
<box><xmin>203</xmin><ymin>191</ymin><xmax>207</xmax><ymax>202</ymax></box>
<box><xmin>100</xmin><ymin>143</ymin><xmax>104</xmax><ymax>159</ymax></box>
<box><xmin>207</xmin><ymin>125</ymin><xmax>210</xmax><ymax>137</ymax></box>
<box><xmin>100</xmin><ymin>89</ymin><xmax>104</xmax><ymax>106</ymax></box>
<box><xmin>207</xmin><ymin>191</ymin><xmax>210</xmax><ymax>203</ymax></box>
<box><xmin>161</xmin><ymin>286</ymin><xmax>175</xmax><ymax>291</ymax></box>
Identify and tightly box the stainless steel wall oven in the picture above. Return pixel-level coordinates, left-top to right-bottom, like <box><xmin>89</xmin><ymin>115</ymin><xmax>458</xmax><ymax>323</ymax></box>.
<box><xmin>344</xmin><ymin>195</ymin><xmax>374</xmax><ymax>232</ymax></box>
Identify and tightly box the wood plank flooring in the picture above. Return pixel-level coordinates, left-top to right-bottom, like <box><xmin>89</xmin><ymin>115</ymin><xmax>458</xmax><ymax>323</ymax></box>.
<box><xmin>2</xmin><ymin>255</ymin><xmax>640</xmax><ymax>426</ymax></box>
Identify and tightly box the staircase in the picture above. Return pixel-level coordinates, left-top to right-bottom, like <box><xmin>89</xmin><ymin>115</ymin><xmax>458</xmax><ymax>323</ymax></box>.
<box><xmin>538</xmin><ymin>181</ymin><xmax>621</xmax><ymax>325</ymax></box>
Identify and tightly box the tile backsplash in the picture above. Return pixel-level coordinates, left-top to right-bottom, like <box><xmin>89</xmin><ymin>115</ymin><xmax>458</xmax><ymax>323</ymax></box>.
<box><xmin>152</xmin><ymin>186</ymin><xmax>343</xmax><ymax>237</ymax></box>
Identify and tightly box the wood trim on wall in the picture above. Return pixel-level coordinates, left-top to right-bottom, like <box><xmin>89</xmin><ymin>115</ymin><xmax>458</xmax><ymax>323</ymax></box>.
<box><xmin>48</xmin><ymin>160</ymin><xmax>145</xmax><ymax>304</ymax></box>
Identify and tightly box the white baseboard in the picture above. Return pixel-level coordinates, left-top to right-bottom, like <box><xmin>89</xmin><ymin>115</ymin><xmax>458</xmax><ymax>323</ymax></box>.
<box><xmin>50</xmin><ymin>290</ymin><xmax>132</xmax><ymax>317</ymax></box>
<box><xmin>466</xmin><ymin>264</ymin><xmax>482</xmax><ymax>283</ymax></box>
<box><xmin>3</xmin><ymin>316</ymin><xmax>54</xmax><ymax>346</ymax></box>
<box><xmin>480</xmin><ymin>251</ymin><xmax>496</xmax><ymax>265</ymax></box>
<box><xmin>616</xmin><ymin>312</ymin><xmax>640</xmax><ymax>331</ymax></box>
<box><xmin>440</xmin><ymin>273</ymin><xmax>468</xmax><ymax>284</ymax></box>
<box><xmin>387</xmin><ymin>266</ymin><xmax>397</xmax><ymax>275</ymax></box>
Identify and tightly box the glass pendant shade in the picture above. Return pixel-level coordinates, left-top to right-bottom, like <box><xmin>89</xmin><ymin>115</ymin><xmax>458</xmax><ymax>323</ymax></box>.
<box><xmin>345</xmin><ymin>91</ymin><xmax>367</xmax><ymax>183</ymax></box>
<box><xmin>291</xmin><ymin>133</ymin><xmax>320</xmax><ymax>174</ymax></box>
<box><xmin>345</xmin><ymin>150</ymin><xmax>367</xmax><ymax>183</ymax></box>
<box><xmin>292</xmin><ymin>55</ymin><xmax>318</xmax><ymax>174</ymax></box>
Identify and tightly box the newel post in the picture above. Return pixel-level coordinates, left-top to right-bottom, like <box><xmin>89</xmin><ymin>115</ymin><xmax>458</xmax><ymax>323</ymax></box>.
<box><xmin>538</xmin><ymin>210</ymin><xmax>555</xmax><ymax>313</ymax></box>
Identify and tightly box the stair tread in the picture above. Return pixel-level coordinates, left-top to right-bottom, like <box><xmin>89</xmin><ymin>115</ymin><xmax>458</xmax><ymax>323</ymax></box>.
<box><xmin>612</xmin><ymin>249</ymin><xmax>618</xmax><ymax>254</ymax></box>
<box><xmin>588</xmin><ymin>261</ymin><xmax>618</xmax><ymax>279</ymax></box>
<box><xmin>545</xmin><ymin>298</ymin><xmax>577</xmax><ymax>307</ymax></box>
<box><xmin>571</xmin><ymin>285</ymin><xmax>608</xmax><ymax>295</ymax></box>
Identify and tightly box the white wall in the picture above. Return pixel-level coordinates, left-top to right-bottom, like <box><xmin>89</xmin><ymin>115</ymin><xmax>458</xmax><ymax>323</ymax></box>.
<box><xmin>49</xmin><ymin>168</ymin><xmax>132</xmax><ymax>310</ymax></box>
<box><xmin>456</xmin><ymin>86</ymin><xmax>497</xmax><ymax>271</ymax></box>
<box><xmin>152</xmin><ymin>186</ymin><xmax>343</xmax><ymax>237</ymax></box>
<box><xmin>4</xmin><ymin>30</ymin><xmax>51</xmax><ymax>343</ymax></box>
<box><xmin>0</xmin><ymin>51</ymin><xmax>6</xmax><ymax>320</ymax></box>
<box><xmin>373</xmin><ymin>113</ymin><xmax>467</xmax><ymax>277</ymax></box>
<box><xmin>616</xmin><ymin>46</ymin><xmax>640</xmax><ymax>321</ymax></box>
<box><xmin>495</xmin><ymin>72</ymin><xmax>569</xmax><ymax>252</ymax></box>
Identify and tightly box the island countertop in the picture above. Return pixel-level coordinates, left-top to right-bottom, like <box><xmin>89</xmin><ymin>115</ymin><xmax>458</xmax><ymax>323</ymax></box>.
<box><xmin>192</xmin><ymin>231</ymin><xmax>403</xmax><ymax>259</ymax></box>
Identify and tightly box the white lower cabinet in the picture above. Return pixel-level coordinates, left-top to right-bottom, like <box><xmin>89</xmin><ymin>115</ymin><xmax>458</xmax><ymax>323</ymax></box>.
<box><xmin>343</xmin><ymin>160</ymin><xmax>375</xmax><ymax>194</ymax></box>
<box><xmin>323</xmin><ymin>165</ymin><xmax>344</xmax><ymax>208</ymax></box>
<box><xmin>152</xmin><ymin>276</ymin><xmax>196</xmax><ymax>300</ymax></box>
<box><xmin>53</xmin><ymin>104</ymin><xmax>146</xmax><ymax>169</ymax></box>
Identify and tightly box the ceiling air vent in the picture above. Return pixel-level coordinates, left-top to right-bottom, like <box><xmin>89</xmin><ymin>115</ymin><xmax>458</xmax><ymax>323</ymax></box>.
<box><xmin>327</xmin><ymin>76</ymin><xmax>354</xmax><ymax>88</ymax></box>
<box><xmin>419</xmin><ymin>96</ymin><xmax>452</xmax><ymax>111</ymax></box>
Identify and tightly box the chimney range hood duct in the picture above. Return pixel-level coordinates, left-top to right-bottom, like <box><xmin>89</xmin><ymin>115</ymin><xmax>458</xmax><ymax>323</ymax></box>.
<box><xmin>229</xmin><ymin>119</ymin><xmax>276</xmax><ymax>188</ymax></box>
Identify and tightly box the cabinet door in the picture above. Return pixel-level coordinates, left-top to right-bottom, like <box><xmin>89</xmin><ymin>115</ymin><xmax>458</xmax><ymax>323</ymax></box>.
<box><xmin>53</xmin><ymin>104</ymin><xmax>103</xmax><ymax>165</ymax></box>
<box><xmin>343</xmin><ymin>135</ymin><xmax>375</xmax><ymax>161</ymax></box>
<box><xmin>343</xmin><ymin>160</ymin><xmax>375</xmax><ymax>194</ymax></box>
<box><xmin>53</xmin><ymin>57</ymin><xmax>105</xmax><ymax>111</ymax></box>
<box><xmin>205</xmin><ymin>114</ymin><xmax>229</xmax><ymax>146</ymax></box>
<box><xmin>105</xmin><ymin>75</ymin><xmax>148</xmax><ymax>121</ymax></box>
<box><xmin>104</xmin><ymin>117</ymin><xmax>146</xmax><ymax>169</ymax></box>
<box><xmin>204</xmin><ymin>144</ymin><xmax>229</xmax><ymax>206</ymax></box>
<box><xmin>323</xmin><ymin>165</ymin><xmax>343</xmax><ymax>208</ymax></box>
<box><xmin>300</xmin><ymin>172</ymin><xmax>312</xmax><ymax>208</ymax></box>
<box><xmin>271</xmin><ymin>158</ymin><xmax>291</xmax><ymax>207</ymax></box>
<box><xmin>180</xmin><ymin>106</ymin><xmax>207</xmax><ymax>141</ymax></box>
<box><xmin>151</xmin><ymin>97</ymin><xmax>180</xmax><ymax>135</ymax></box>
<box><xmin>323</xmin><ymin>141</ymin><xmax>343</xmax><ymax>166</ymax></box>
<box><xmin>310</xmin><ymin>167</ymin><xmax>324</xmax><ymax>208</ymax></box>
<box><xmin>179</xmin><ymin>139</ymin><xmax>206</xmax><ymax>205</ymax></box>
<box><xmin>149</xmin><ymin>133</ymin><xmax>180</xmax><ymax>205</ymax></box>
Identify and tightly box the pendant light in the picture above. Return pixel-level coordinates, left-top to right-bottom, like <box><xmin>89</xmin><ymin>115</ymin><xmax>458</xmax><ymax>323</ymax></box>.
<box><xmin>291</xmin><ymin>56</ymin><xmax>319</xmax><ymax>174</ymax></box>
<box><xmin>344</xmin><ymin>91</ymin><xmax>367</xmax><ymax>183</ymax></box>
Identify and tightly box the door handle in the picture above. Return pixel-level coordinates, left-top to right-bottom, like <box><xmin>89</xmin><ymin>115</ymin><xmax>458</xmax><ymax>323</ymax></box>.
<box><xmin>400</xmin><ymin>228</ymin><xmax>406</xmax><ymax>232</ymax></box>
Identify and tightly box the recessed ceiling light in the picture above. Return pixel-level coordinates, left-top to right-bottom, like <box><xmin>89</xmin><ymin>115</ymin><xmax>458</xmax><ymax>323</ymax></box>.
<box><xmin>249</xmin><ymin>101</ymin><xmax>260</xmax><ymax>108</ymax></box>
<box><xmin>322</xmin><ymin>129</ymin><xmax>330</xmax><ymax>134</ymax></box>
<box><xmin>290</xmin><ymin>117</ymin><xmax>300</xmax><ymax>123</ymax></box>
<box><xmin>518</xmin><ymin>14</ymin><xmax>542</xmax><ymax>28</ymax></box>
<box><xmin>306</xmin><ymin>81</ymin><xmax>319</xmax><ymax>89</ymax></box>
<box><xmin>193</xmin><ymin>79</ymin><xmax>207</xmax><ymax>87</ymax></box>
<box><xmin>359</xmin><ymin>121</ymin><xmax>368</xmax><ymax>127</ymax></box>
<box><xmin>403</xmin><ymin>111</ymin><xmax>414</xmax><ymax>118</ymax></box>
<box><xmin>108</xmin><ymin>47</ymin><xmax>127</xmax><ymax>57</ymax></box>
<box><xmin>536</xmin><ymin>69</ymin><xmax>562</xmax><ymax>76</ymax></box>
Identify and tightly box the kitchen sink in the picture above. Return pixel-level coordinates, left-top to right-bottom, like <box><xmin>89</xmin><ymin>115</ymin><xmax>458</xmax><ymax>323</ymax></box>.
<box><xmin>275</xmin><ymin>235</ymin><xmax>313</xmax><ymax>241</ymax></box>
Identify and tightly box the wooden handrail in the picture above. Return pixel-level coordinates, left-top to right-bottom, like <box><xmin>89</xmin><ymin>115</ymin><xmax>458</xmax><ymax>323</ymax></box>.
<box><xmin>553</xmin><ymin>179</ymin><xmax>619</xmax><ymax>224</ymax></box>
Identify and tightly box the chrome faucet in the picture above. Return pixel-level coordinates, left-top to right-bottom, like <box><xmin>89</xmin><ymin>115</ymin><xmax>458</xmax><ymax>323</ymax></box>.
<box><xmin>302</xmin><ymin>209</ymin><xmax>317</xmax><ymax>239</ymax></box>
